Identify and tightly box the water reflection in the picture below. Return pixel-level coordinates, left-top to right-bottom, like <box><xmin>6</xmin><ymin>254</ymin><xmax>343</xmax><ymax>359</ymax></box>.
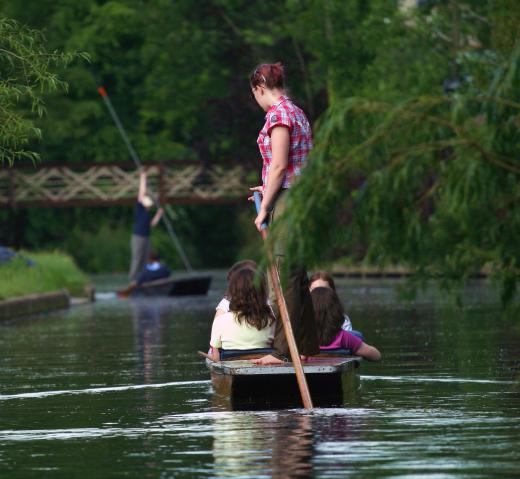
<box><xmin>270</xmin><ymin>414</ymin><xmax>313</xmax><ymax>478</ymax></box>
<box><xmin>131</xmin><ymin>298</ymin><xmax>171</xmax><ymax>476</ymax></box>
<box><xmin>211</xmin><ymin>411</ymin><xmax>314</xmax><ymax>478</ymax></box>
<box><xmin>131</xmin><ymin>298</ymin><xmax>170</xmax><ymax>385</ymax></box>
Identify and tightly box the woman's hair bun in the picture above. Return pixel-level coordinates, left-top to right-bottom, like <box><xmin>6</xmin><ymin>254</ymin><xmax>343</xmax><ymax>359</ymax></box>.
<box><xmin>250</xmin><ymin>62</ymin><xmax>286</xmax><ymax>89</ymax></box>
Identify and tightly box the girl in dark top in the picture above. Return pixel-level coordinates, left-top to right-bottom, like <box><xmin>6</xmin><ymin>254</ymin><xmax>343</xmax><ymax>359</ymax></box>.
<box><xmin>311</xmin><ymin>287</ymin><xmax>381</xmax><ymax>361</ymax></box>
<box><xmin>136</xmin><ymin>251</ymin><xmax>171</xmax><ymax>285</ymax></box>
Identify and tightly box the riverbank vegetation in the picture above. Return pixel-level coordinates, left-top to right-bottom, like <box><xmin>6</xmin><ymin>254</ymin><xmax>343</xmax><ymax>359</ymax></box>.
<box><xmin>0</xmin><ymin>252</ymin><xmax>90</xmax><ymax>300</ymax></box>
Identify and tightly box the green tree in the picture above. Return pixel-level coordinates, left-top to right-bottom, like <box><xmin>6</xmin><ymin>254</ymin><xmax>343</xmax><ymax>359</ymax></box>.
<box><xmin>275</xmin><ymin>1</ymin><xmax>520</xmax><ymax>303</ymax></box>
<box><xmin>3</xmin><ymin>0</ymin><xmax>519</xmax><ymax>285</ymax></box>
<box><xmin>0</xmin><ymin>17</ymin><xmax>80</xmax><ymax>165</ymax></box>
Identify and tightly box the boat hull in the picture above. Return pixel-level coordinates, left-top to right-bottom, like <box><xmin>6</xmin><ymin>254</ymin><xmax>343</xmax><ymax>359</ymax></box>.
<box><xmin>208</xmin><ymin>357</ymin><xmax>360</xmax><ymax>409</ymax></box>
<box><xmin>131</xmin><ymin>274</ymin><xmax>212</xmax><ymax>296</ymax></box>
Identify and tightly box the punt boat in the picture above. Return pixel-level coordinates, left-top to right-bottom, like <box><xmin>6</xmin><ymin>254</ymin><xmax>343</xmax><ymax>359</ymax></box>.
<box><xmin>206</xmin><ymin>354</ymin><xmax>361</xmax><ymax>408</ymax></box>
<box><xmin>131</xmin><ymin>274</ymin><xmax>212</xmax><ymax>296</ymax></box>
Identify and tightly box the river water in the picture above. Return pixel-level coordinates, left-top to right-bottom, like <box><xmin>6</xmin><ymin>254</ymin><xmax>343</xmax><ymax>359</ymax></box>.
<box><xmin>0</xmin><ymin>273</ymin><xmax>519</xmax><ymax>478</ymax></box>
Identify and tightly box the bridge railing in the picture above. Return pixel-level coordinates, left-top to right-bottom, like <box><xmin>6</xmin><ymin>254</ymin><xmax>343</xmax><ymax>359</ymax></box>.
<box><xmin>0</xmin><ymin>161</ymin><xmax>253</xmax><ymax>207</ymax></box>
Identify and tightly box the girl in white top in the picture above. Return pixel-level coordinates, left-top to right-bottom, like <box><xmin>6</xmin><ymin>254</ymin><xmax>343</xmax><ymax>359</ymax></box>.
<box><xmin>210</xmin><ymin>267</ymin><xmax>275</xmax><ymax>361</ymax></box>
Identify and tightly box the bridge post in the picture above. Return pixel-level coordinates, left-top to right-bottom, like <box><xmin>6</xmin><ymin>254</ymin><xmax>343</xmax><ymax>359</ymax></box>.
<box><xmin>8</xmin><ymin>168</ymin><xmax>15</xmax><ymax>209</ymax></box>
<box><xmin>158</xmin><ymin>163</ymin><xmax>166</xmax><ymax>205</ymax></box>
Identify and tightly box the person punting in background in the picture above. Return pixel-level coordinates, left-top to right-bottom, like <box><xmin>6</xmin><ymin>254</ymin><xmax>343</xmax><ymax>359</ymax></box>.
<box><xmin>129</xmin><ymin>170</ymin><xmax>163</xmax><ymax>282</ymax></box>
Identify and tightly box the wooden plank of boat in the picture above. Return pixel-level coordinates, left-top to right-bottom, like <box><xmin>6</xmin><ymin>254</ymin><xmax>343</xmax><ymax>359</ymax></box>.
<box><xmin>131</xmin><ymin>274</ymin><xmax>212</xmax><ymax>296</ymax></box>
<box><xmin>207</xmin><ymin>357</ymin><xmax>361</xmax><ymax>408</ymax></box>
<box><xmin>210</xmin><ymin>357</ymin><xmax>358</xmax><ymax>375</ymax></box>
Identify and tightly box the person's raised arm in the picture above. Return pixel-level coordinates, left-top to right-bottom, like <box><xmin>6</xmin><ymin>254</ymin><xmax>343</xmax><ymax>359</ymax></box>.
<box><xmin>151</xmin><ymin>207</ymin><xmax>163</xmax><ymax>227</ymax></box>
<box><xmin>254</xmin><ymin>126</ymin><xmax>290</xmax><ymax>231</ymax></box>
<box><xmin>356</xmin><ymin>342</ymin><xmax>382</xmax><ymax>362</ymax></box>
<box><xmin>138</xmin><ymin>170</ymin><xmax>147</xmax><ymax>203</ymax></box>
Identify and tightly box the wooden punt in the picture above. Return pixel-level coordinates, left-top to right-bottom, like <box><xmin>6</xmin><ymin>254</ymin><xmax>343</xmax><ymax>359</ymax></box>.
<box><xmin>207</xmin><ymin>356</ymin><xmax>361</xmax><ymax>408</ymax></box>
<box><xmin>131</xmin><ymin>274</ymin><xmax>212</xmax><ymax>296</ymax></box>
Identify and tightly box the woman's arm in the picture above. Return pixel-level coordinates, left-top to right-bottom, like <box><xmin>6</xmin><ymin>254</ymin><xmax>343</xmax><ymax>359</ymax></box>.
<box><xmin>254</xmin><ymin>126</ymin><xmax>290</xmax><ymax>231</ymax></box>
<box><xmin>138</xmin><ymin>171</ymin><xmax>147</xmax><ymax>203</ymax></box>
<box><xmin>209</xmin><ymin>315</ymin><xmax>223</xmax><ymax>361</ymax></box>
<box><xmin>356</xmin><ymin>342</ymin><xmax>382</xmax><ymax>362</ymax></box>
<box><xmin>209</xmin><ymin>346</ymin><xmax>220</xmax><ymax>362</ymax></box>
<box><xmin>150</xmin><ymin>207</ymin><xmax>163</xmax><ymax>227</ymax></box>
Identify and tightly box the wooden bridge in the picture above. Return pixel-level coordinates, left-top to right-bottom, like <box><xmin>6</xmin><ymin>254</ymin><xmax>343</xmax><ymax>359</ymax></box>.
<box><xmin>0</xmin><ymin>162</ymin><xmax>253</xmax><ymax>208</ymax></box>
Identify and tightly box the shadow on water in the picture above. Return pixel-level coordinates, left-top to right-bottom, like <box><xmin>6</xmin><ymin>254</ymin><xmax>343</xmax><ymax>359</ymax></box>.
<box><xmin>0</xmin><ymin>274</ymin><xmax>519</xmax><ymax>477</ymax></box>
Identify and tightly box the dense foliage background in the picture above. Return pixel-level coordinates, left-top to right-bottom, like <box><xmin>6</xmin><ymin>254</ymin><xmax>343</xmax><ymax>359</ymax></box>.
<box><xmin>0</xmin><ymin>0</ymin><xmax>518</xmax><ymax>301</ymax></box>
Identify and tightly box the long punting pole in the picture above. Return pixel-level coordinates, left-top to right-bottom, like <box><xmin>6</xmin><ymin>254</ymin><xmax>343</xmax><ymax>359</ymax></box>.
<box><xmin>96</xmin><ymin>85</ymin><xmax>193</xmax><ymax>272</ymax></box>
<box><xmin>253</xmin><ymin>192</ymin><xmax>313</xmax><ymax>410</ymax></box>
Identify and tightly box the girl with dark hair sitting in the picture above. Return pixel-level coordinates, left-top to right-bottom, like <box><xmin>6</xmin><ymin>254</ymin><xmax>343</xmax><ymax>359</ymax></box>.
<box><xmin>309</xmin><ymin>271</ymin><xmax>337</xmax><ymax>292</ymax></box>
<box><xmin>311</xmin><ymin>287</ymin><xmax>381</xmax><ymax>361</ymax></box>
<box><xmin>209</xmin><ymin>268</ymin><xmax>275</xmax><ymax>361</ymax></box>
<box><xmin>214</xmin><ymin>260</ymin><xmax>258</xmax><ymax>318</ymax></box>
<box><xmin>309</xmin><ymin>270</ymin><xmax>354</xmax><ymax>332</ymax></box>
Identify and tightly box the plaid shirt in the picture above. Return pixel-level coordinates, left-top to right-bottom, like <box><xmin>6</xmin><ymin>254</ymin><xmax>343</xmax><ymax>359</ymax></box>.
<box><xmin>257</xmin><ymin>95</ymin><xmax>313</xmax><ymax>189</ymax></box>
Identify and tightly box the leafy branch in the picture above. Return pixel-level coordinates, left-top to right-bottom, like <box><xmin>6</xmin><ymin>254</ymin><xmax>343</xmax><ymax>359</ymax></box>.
<box><xmin>0</xmin><ymin>17</ymin><xmax>89</xmax><ymax>165</ymax></box>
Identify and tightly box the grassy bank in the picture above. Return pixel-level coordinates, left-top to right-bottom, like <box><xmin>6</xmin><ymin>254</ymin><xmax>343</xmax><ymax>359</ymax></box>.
<box><xmin>0</xmin><ymin>251</ymin><xmax>90</xmax><ymax>301</ymax></box>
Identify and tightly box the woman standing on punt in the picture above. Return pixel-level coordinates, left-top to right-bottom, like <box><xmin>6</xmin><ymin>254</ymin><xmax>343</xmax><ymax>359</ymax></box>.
<box><xmin>249</xmin><ymin>62</ymin><xmax>319</xmax><ymax>365</ymax></box>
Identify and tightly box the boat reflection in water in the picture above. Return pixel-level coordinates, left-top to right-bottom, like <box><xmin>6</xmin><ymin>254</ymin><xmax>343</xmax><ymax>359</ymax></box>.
<box><xmin>207</xmin><ymin>355</ymin><xmax>362</xmax><ymax>476</ymax></box>
<box><xmin>212</xmin><ymin>411</ymin><xmax>314</xmax><ymax>478</ymax></box>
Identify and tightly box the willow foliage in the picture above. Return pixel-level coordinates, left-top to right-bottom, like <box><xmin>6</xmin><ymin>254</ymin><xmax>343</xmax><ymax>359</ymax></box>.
<box><xmin>274</xmin><ymin>43</ymin><xmax>520</xmax><ymax>304</ymax></box>
<box><xmin>0</xmin><ymin>18</ymin><xmax>83</xmax><ymax>165</ymax></box>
